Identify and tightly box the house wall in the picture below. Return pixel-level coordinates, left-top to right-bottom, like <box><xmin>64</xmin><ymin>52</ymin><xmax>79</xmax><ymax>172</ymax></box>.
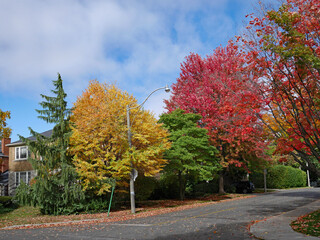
<box><xmin>8</xmin><ymin>145</ymin><xmax>33</xmax><ymax>172</ymax></box>
<box><xmin>8</xmin><ymin>144</ymin><xmax>35</xmax><ymax>196</ymax></box>
<box><xmin>8</xmin><ymin>170</ymin><xmax>36</xmax><ymax>196</ymax></box>
<box><xmin>0</xmin><ymin>184</ymin><xmax>8</xmax><ymax>196</ymax></box>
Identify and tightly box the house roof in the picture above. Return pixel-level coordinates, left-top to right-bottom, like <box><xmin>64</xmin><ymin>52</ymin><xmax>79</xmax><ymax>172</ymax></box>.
<box><xmin>6</xmin><ymin>130</ymin><xmax>53</xmax><ymax>147</ymax></box>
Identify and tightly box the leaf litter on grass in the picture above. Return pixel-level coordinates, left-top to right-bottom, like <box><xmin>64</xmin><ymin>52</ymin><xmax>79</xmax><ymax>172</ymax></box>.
<box><xmin>0</xmin><ymin>193</ymin><xmax>255</xmax><ymax>230</ymax></box>
<box><xmin>291</xmin><ymin>209</ymin><xmax>320</xmax><ymax>237</ymax></box>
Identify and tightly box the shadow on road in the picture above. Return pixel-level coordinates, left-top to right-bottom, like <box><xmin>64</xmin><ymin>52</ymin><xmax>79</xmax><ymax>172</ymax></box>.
<box><xmin>151</xmin><ymin>222</ymin><xmax>255</xmax><ymax>240</ymax></box>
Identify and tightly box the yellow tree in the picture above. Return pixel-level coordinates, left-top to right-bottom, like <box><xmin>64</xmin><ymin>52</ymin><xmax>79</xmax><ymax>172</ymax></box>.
<box><xmin>0</xmin><ymin>109</ymin><xmax>11</xmax><ymax>138</ymax></box>
<box><xmin>69</xmin><ymin>80</ymin><xmax>170</xmax><ymax>195</ymax></box>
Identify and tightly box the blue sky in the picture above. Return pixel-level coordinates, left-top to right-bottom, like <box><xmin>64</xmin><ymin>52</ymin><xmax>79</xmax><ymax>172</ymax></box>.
<box><xmin>0</xmin><ymin>0</ymin><xmax>266</xmax><ymax>141</ymax></box>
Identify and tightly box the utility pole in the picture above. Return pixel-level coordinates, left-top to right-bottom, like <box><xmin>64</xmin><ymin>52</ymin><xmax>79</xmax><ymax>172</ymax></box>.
<box><xmin>264</xmin><ymin>168</ymin><xmax>267</xmax><ymax>193</ymax></box>
<box><xmin>306</xmin><ymin>162</ymin><xmax>311</xmax><ymax>187</ymax></box>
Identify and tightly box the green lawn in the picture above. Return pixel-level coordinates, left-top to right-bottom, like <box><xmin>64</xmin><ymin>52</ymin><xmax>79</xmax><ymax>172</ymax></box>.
<box><xmin>291</xmin><ymin>209</ymin><xmax>320</xmax><ymax>237</ymax></box>
<box><xmin>253</xmin><ymin>188</ymin><xmax>276</xmax><ymax>193</ymax></box>
<box><xmin>0</xmin><ymin>206</ymin><xmax>97</xmax><ymax>228</ymax></box>
<box><xmin>0</xmin><ymin>206</ymin><xmax>42</xmax><ymax>227</ymax></box>
<box><xmin>1</xmin><ymin>205</ymin><xmax>40</xmax><ymax>218</ymax></box>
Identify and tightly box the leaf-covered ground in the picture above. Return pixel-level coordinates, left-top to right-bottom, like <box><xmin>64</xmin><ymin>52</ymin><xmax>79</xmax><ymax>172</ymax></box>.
<box><xmin>291</xmin><ymin>209</ymin><xmax>320</xmax><ymax>237</ymax></box>
<box><xmin>0</xmin><ymin>194</ymin><xmax>253</xmax><ymax>230</ymax></box>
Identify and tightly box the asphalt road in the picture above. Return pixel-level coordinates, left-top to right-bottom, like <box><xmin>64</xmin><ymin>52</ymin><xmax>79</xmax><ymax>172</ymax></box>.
<box><xmin>1</xmin><ymin>188</ymin><xmax>320</xmax><ymax>240</ymax></box>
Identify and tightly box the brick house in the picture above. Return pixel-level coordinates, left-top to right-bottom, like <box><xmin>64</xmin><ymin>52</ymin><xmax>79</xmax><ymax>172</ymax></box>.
<box><xmin>6</xmin><ymin>130</ymin><xmax>52</xmax><ymax>196</ymax></box>
<box><xmin>0</xmin><ymin>138</ymin><xmax>11</xmax><ymax>196</ymax></box>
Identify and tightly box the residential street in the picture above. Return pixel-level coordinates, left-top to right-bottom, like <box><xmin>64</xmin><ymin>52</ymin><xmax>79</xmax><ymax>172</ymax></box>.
<box><xmin>1</xmin><ymin>188</ymin><xmax>320</xmax><ymax>240</ymax></box>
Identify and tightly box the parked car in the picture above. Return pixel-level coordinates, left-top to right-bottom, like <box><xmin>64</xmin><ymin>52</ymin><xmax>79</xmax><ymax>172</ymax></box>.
<box><xmin>235</xmin><ymin>181</ymin><xmax>255</xmax><ymax>193</ymax></box>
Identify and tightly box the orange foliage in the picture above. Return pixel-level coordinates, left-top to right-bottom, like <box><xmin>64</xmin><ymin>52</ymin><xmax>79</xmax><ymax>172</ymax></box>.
<box><xmin>0</xmin><ymin>109</ymin><xmax>11</xmax><ymax>138</ymax></box>
<box><xmin>69</xmin><ymin>80</ymin><xmax>170</xmax><ymax>195</ymax></box>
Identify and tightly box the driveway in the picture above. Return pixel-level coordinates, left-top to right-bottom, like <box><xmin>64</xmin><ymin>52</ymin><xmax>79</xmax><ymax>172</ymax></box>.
<box><xmin>1</xmin><ymin>188</ymin><xmax>320</xmax><ymax>240</ymax></box>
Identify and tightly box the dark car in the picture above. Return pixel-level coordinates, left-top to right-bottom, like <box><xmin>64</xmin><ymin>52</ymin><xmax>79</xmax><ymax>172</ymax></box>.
<box><xmin>235</xmin><ymin>181</ymin><xmax>255</xmax><ymax>193</ymax></box>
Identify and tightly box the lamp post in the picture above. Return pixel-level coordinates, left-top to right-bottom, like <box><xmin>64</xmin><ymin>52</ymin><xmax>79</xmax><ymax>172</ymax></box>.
<box><xmin>127</xmin><ymin>85</ymin><xmax>170</xmax><ymax>214</ymax></box>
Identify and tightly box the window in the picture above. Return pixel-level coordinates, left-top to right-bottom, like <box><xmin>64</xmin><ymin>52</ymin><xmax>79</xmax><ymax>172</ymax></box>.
<box><xmin>15</xmin><ymin>146</ymin><xmax>29</xmax><ymax>160</ymax></box>
<box><xmin>15</xmin><ymin>171</ymin><xmax>32</xmax><ymax>187</ymax></box>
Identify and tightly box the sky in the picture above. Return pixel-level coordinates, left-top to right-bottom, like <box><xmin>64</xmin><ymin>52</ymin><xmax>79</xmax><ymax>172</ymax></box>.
<box><xmin>0</xmin><ymin>0</ymin><xmax>266</xmax><ymax>141</ymax></box>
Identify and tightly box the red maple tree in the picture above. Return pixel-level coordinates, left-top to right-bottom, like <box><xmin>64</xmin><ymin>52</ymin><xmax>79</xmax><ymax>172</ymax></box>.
<box><xmin>165</xmin><ymin>42</ymin><xmax>268</xmax><ymax>193</ymax></box>
<box><xmin>242</xmin><ymin>0</ymin><xmax>320</xmax><ymax>176</ymax></box>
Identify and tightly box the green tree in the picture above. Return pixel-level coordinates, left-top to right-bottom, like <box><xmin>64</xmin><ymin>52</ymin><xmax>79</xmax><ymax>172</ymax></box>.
<box><xmin>159</xmin><ymin>109</ymin><xmax>220</xmax><ymax>200</ymax></box>
<box><xmin>15</xmin><ymin>73</ymin><xmax>84</xmax><ymax>215</ymax></box>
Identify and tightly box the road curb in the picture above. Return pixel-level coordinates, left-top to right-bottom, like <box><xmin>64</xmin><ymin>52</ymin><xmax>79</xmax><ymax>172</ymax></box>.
<box><xmin>250</xmin><ymin>199</ymin><xmax>320</xmax><ymax>240</ymax></box>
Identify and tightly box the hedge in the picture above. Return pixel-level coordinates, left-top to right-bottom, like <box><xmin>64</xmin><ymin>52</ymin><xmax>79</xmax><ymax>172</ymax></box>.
<box><xmin>0</xmin><ymin>196</ymin><xmax>19</xmax><ymax>214</ymax></box>
<box><xmin>250</xmin><ymin>165</ymin><xmax>306</xmax><ymax>189</ymax></box>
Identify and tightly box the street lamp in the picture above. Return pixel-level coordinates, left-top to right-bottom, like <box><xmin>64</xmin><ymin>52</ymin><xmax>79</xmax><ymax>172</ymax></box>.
<box><xmin>127</xmin><ymin>85</ymin><xmax>170</xmax><ymax>214</ymax></box>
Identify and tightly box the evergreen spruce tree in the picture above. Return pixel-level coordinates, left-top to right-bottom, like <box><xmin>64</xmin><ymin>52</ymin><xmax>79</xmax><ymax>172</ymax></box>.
<box><xmin>15</xmin><ymin>74</ymin><xmax>84</xmax><ymax>215</ymax></box>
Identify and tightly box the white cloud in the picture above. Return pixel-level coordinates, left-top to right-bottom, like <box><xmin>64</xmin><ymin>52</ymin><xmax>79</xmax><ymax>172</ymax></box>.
<box><xmin>144</xmin><ymin>91</ymin><xmax>171</xmax><ymax>118</ymax></box>
<box><xmin>0</xmin><ymin>0</ymin><xmax>263</xmax><ymax>141</ymax></box>
<box><xmin>0</xmin><ymin>0</ymin><xmax>257</xmax><ymax>110</ymax></box>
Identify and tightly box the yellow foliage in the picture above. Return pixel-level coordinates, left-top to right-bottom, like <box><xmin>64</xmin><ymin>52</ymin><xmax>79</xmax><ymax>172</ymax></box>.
<box><xmin>262</xmin><ymin>101</ymin><xmax>291</xmax><ymax>139</ymax></box>
<box><xmin>0</xmin><ymin>109</ymin><xmax>11</xmax><ymax>138</ymax></box>
<box><xmin>69</xmin><ymin>80</ymin><xmax>170</xmax><ymax>195</ymax></box>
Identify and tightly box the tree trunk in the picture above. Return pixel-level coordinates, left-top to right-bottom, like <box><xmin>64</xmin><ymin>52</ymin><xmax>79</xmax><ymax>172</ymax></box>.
<box><xmin>218</xmin><ymin>173</ymin><xmax>225</xmax><ymax>194</ymax></box>
<box><xmin>178</xmin><ymin>171</ymin><xmax>185</xmax><ymax>200</ymax></box>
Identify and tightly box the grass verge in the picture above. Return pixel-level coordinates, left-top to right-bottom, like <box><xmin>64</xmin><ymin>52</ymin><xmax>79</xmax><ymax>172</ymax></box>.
<box><xmin>253</xmin><ymin>188</ymin><xmax>276</xmax><ymax>193</ymax></box>
<box><xmin>291</xmin><ymin>209</ymin><xmax>320</xmax><ymax>237</ymax></box>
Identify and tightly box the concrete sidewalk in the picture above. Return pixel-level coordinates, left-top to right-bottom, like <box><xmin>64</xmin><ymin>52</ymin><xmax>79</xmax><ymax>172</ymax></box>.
<box><xmin>250</xmin><ymin>199</ymin><xmax>320</xmax><ymax>240</ymax></box>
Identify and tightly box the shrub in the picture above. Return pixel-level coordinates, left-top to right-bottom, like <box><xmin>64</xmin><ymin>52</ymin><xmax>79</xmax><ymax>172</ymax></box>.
<box><xmin>190</xmin><ymin>178</ymin><xmax>219</xmax><ymax>197</ymax></box>
<box><xmin>250</xmin><ymin>165</ymin><xmax>306</xmax><ymax>189</ymax></box>
<box><xmin>250</xmin><ymin>171</ymin><xmax>264</xmax><ymax>188</ymax></box>
<box><xmin>290</xmin><ymin>167</ymin><xmax>307</xmax><ymax>187</ymax></box>
<box><xmin>0</xmin><ymin>196</ymin><xmax>14</xmax><ymax>206</ymax></box>
<box><xmin>150</xmin><ymin>173</ymin><xmax>180</xmax><ymax>199</ymax></box>
<box><xmin>267</xmin><ymin>165</ymin><xmax>286</xmax><ymax>189</ymax></box>
<box><xmin>135</xmin><ymin>175</ymin><xmax>158</xmax><ymax>201</ymax></box>
<box><xmin>0</xmin><ymin>196</ymin><xmax>18</xmax><ymax>214</ymax></box>
<box><xmin>72</xmin><ymin>196</ymin><xmax>112</xmax><ymax>214</ymax></box>
<box><xmin>14</xmin><ymin>182</ymin><xmax>114</xmax><ymax>215</ymax></box>
<box><xmin>45</xmin><ymin>195</ymin><xmax>114</xmax><ymax>215</ymax></box>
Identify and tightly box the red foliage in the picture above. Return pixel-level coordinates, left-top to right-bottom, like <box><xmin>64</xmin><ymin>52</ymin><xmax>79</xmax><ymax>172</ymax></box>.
<box><xmin>242</xmin><ymin>0</ymin><xmax>320</xmax><ymax>167</ymax></box>
<box><xmin>165</xmin><ymin>42</ymin><xmax>268</xmax><ymax>170</ymax></box>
